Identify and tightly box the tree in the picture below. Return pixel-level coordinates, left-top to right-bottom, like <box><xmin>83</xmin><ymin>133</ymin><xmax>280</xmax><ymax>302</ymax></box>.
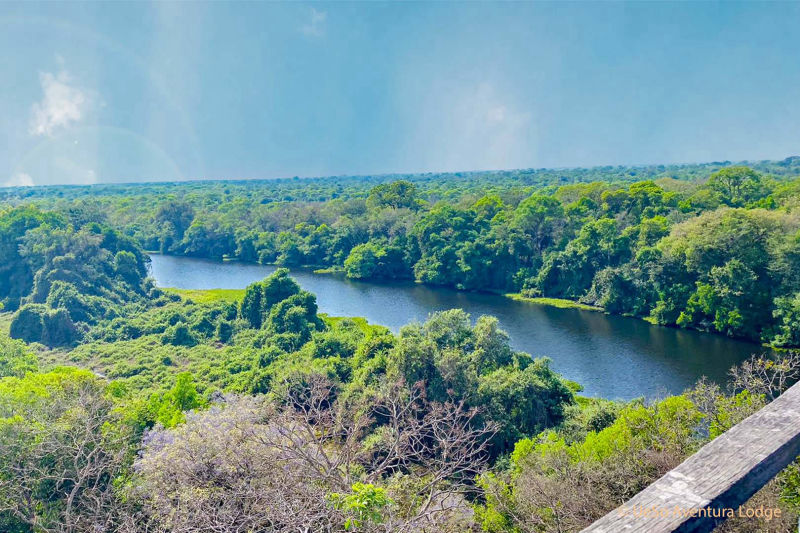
<box><xmin>412</xmin><ymin>205</ymin><xmax>479</xmax><ymax>286</ymax></box>
<box><xmin>387</xmin><ymin>310</ymin><xmax>572</xmax><ymax>454</ymax></box>
<box><xmin>154</xmin><ymin>200</ymin><xmax>195</xmax><ymax>253</ymax></box>
<box><xmin>145</xmin><ymin>371</ymin><xmax>206</xmax><ymax>427</ymax></box>
<box><xmin>511</xmin><ymin>194</ymin><xmax>565</xmax><ymax>262</ymax></box>
<box><xmin>10</xmin><ymin>302</ymin><xmax>81</xmax><ymax>348</ymax></box>
<box><xmin>477</xmin><ymin>396</ymin><xmax>701</xmax><ymax>533</ymax></box>
<box><xmin>265</xmin><ymin>291</ymin><xmax>322</xmax><ymax>348</ymax></box>
<box><xmin>9</xmin><ymin>304</ymin><xmax>46</xmax><ymax>344</ymax></box>
<box><xmin>678</xmin><ymin>259</ymin><xmax>767</xmax><ymax>338</ymax></box>
<box><xmin>239</xmin><ymin>268</ymin><xmax>302</xmax><ymax>328</ymax></box>
<box><xmin>585</xmin><ymin>267</ymin><xmax>639</xmax><ymax>314</ymax></box>
<box><xmin>366</xmin><ymin>180</ymin><xmax>419</xmax><ymax>210</ymax></box>
<box><xmin>41</xmin><ymin>307</ymin><xmax>81</xmax><ymax>347</ymax></box>
<box><xmin>771</xmin><ymin>293</ymin><xmax>800</xmax><ymax>346</ymax></box>
<box><xmin>125</xmin><ymin>377</ymin><xmax>496</xmax><ymax>532</ymax></box>
<box><xmin>161</xmin><ymin>323</ymin><xmax>197</xmax><ymax>347</ymax></box>
<box><xmin>0</xmin><ymin>368</ymin><xmax>131</xmax><ymax>533</ymax></box>
<box><xmin>329</xmin><ymin>483</ymin><xmax>393</xmax><ymax>531</ymax></box>
<box><xmin>535</xmin><ymin>218</ymin><xmax>629</xmax><ymax>299</ymax></box>
<box><xmin>707</xmin><ymin>166</ymin><xmax>763</xmax><ymax>205</ymax></box>
<box><xmin>653</xmin><ymin>208</ymin><xmax>791</xmax><ymax>338</ymax></box>
<box><xmin>46</xmin><ymin>281</ymin><xmax>98</xmax><ymax>324</ymax></box>
<box><xmin>0</xmin><ymin>206</ymin><xmax>65</xmax><ymax>308</ymax></box>
<box><xmin>0</xmin><ymin>333</ymin><xmax>37</xmax><ymax>378</ymax></box>
<box><xmin>344</xmin><ymin>241</ymin><xmax>409</xmax><ymax>280</ymax></box>
<box><xmin>114</xmin><ymin>250</ymin><xmax>141</xmax><ymax>285</ymax></box>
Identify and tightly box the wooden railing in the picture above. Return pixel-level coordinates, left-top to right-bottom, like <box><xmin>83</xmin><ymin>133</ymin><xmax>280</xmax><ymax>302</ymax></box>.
<box><xmin>582</xmin><ymin>380</ymin><xmax>800</xmax><ymax>533</ymax></box>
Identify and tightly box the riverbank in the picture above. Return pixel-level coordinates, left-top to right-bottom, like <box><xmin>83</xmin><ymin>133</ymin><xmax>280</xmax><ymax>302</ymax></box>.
<box><xmin>504</xmin><ymin>293</ymin><xmax>602</xmax><ymax>312</ymax></box>
<box><xmin>165</xmin><ymin>287</ymin><xmax>607</xmax><ymax>326</ymax></box>
<box><xmin>147</xmin><ymin>252</ymin><xmax>765</xmax><ymax>398</ymax></box>
<box><xmin>165</xmin><ymin>266</ymin><xmax>604</xmax><ymax>315</ymax></box>
<box><xmin>151</xmin><ymin>253</ymin><xmax>766</xmax><ymax>346</ymax></box>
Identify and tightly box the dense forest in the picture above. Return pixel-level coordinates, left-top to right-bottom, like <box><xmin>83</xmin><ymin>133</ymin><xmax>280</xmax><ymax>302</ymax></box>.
<box><xmin>2</xmin><ymin>158</ymin><xmax>800</xmax><ymax>532</ymax></box>
<box><xmin>4</xmin><ymin>157</ymin><xmax>800</xmax><ymax>345</ymax></box>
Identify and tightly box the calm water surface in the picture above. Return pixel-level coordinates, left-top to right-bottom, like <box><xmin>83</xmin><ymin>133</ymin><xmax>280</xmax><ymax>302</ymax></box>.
<box><xmin>149</xmin><ymin>254</ymin><xmax>766</xmax><ymax>400</ymax></box>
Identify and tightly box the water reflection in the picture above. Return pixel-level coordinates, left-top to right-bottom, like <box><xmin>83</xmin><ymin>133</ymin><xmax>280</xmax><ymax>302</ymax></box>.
<box><xmin>148</xmin><ymin>254</ymin><xmax>765</xmax><ymax>400</ymax></box>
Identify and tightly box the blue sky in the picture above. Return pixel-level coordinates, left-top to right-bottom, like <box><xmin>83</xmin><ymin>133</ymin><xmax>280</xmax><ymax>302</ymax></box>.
<box><xmin>2</xmin><ymin>1</ymin><xmax>800</xmax><ymax>186</ymax></box>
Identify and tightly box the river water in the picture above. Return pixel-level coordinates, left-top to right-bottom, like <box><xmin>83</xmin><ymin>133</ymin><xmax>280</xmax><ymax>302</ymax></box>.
<box><xmin>148</xmin><ymin>254</ymin><xmax>766</xmax><ymax>400</ymax></box>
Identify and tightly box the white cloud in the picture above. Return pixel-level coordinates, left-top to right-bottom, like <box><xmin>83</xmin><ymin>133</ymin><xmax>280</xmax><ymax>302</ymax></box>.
<box><xmin>29</xmin><ymin>69</ymin><xmax>91</xmax><ymax>137</ymax></box>
<box><xmin>301</xmin><ymin>8</ymin><xmax>327</xmax><ymax>37</ymax></box>
<box><xmin>3</xmin><ymin>172</ymin><xmax>34</xmax><ymax>187</ymax></box>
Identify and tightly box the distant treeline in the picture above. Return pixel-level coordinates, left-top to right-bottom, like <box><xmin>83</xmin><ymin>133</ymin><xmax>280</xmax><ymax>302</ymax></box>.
<box><xmin>3</xmin><ymin>155</ymin><xmax>800</xmax><ymax>202</ymax></box>
<box><xmin>4</xmin><ymin>157</ymin><xmax>800</xmax><ymax>346</ymax></box>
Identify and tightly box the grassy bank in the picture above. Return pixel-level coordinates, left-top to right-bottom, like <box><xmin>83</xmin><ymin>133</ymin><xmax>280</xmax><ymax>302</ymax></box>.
<box><xmin>313</xmin><ymin>266</ymin><xmax>344</xmax><ymax>274</ymax></box>
<box><xmin>164</xmin><ymin>288</ymin><xmax>245</xmax><ymax>304</ymax></box>
<box><xmin>505</xmin><ymin>293</ymin><xmax>602</xmax><ymax>312</ymax></box>
<box><xmin>163</xmin><ymin>285</ymin><xmax>605</xmax><ymax>315</ymax></box>
<box><xmin>0</xmin><ymin>312</ymin><xmax>12</xmax><ymax>335</ymax></box>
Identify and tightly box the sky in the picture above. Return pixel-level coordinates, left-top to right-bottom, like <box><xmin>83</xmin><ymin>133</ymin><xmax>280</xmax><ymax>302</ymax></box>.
<box><xmin>1</xmin><ymin>1</ymin><xmax>800</xmax><ymax>186</ymax></box>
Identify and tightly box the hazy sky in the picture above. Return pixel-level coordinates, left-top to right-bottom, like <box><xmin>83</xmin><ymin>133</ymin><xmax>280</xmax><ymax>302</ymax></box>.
<box><xmin>2</xmin><ymin>1</ymin><xmax>800</xmax><ymax>186</ymax></box>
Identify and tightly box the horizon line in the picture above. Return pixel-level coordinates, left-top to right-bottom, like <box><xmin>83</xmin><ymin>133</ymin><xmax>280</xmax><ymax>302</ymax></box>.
<box><xmin>3</xmin><ymin>154</ymin><xmax>798</xmax><ymax>190</ymax></box>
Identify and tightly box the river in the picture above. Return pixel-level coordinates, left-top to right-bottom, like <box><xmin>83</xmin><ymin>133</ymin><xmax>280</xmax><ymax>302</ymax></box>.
<box><xmin>148</xmin><ymin>254</ymin><xmax>766</xmax><ymax>400</ymax></box>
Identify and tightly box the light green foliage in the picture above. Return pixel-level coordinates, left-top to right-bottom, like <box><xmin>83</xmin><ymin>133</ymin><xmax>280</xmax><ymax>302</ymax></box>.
<box><xmin>555</xmin><ymin>396</ymin><xmax>622</xmax><ymax>444</ymax></box>
<box><xmin>148</xmin><ymin>372</ymin><xmax>206</xmax><ymax>427</ymax></box>
<box><xmin>366</xmin><ymin>180</ymin><xmax>420</xmax><ymax>210</ymax></box>
<box><xmin>477</xmin><ymin>396</ymin><xmax>702</xmax><ymax>533</ymax></box>
<box><xmin>573</xmin><ymin>396</ymin><xmax>701</xmax><ymax>461</ymax></box>
<box><xmin>166</xmin><ymin>287</ymin><xmax>244</xmax><ymax>304</ymax></box>
<box><xmin>329</xmin><ymin>483</ymin><xmax>393</xmax><ymax>530</ymax></box>
<box><xmin>0</xmin><ymin>332</ymin><xmax>37</xmax><ymax>378</ymax></box>
<box><xmin>505</xmin><ymin>293</ymin><xmax>601</xmax><ymax>311</ymax></box>
<box><xmin>707</xmin><ymin>166</ymin><xmax>765</xmax><ymax>206</ymax></box>
<box><xmin>709</xmin><ymin>390</ymin><xmax>766</xmax><ymax>439</ymax></box>
<box><xmin>0</xmin><ymin>368</ymin><xmax>131</xmax><ymax>531</ymax></box>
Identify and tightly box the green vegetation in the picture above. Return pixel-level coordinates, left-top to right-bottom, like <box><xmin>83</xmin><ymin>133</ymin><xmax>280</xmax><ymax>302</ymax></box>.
<box><xmin>0</xmin><ymin>205</ymin><xmax>152</xmax><ymax>347</ymax></box>
<box><xmin>5</xmin><ymin>158</ymin><xmax>800</xmax><ymax>344</ymax></box>
<box><xmin>2</xmin><ymin>160</ymin><xmax>800</xmax><ymax>531</ymax></box>
<box><xmin>164</xmin><ymin>287</ymin><xmax>244</xmax><ymax>304</ymax></box>
<box><xmin>505</xmin><ymin>293</ymin><xmax>602</xmax><ymax>311</ymax></box>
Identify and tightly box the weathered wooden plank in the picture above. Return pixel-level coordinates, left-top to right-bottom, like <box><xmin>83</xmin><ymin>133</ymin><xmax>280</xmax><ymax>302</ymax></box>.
<box><xmin>582</xmin><ymin>380</ymin><xmax>800</xmax><ymax>533</ymax></box>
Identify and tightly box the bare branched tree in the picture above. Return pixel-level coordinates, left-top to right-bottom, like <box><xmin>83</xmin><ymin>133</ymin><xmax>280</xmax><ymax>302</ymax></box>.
<box><xmin>729</xmin><ymin>352</ymin><xmax>800</xmax><ymax>401</ymax></box>
<box><xmin>124</xmin><ymin>376</ymin><xmax>497</xmax><ymax>533</ymax></box>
